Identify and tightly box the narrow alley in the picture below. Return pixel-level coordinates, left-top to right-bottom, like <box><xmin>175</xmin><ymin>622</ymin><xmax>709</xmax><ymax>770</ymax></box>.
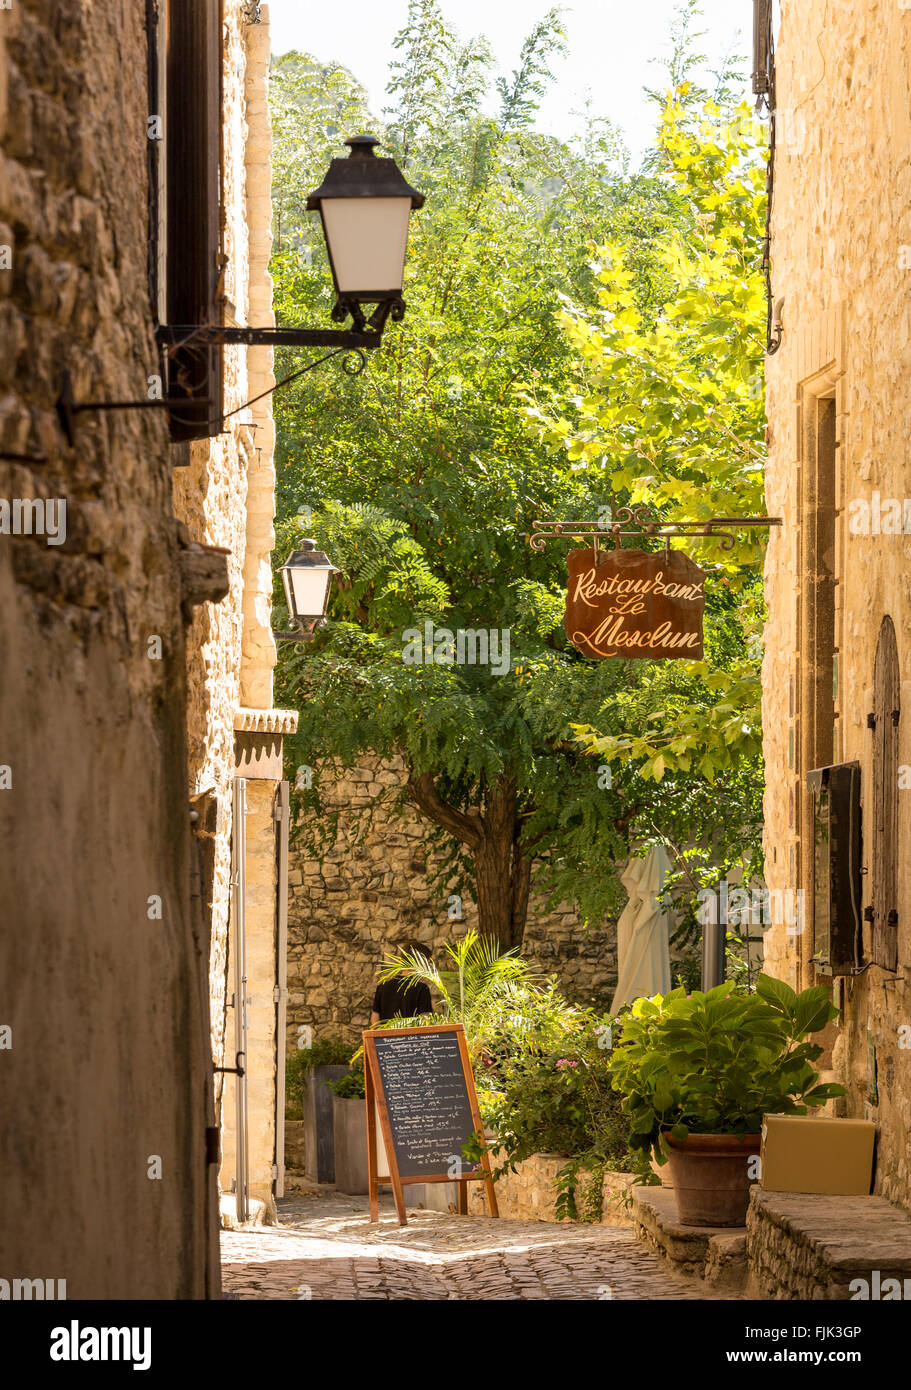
<box><xmin>220</xmin><ymin>1189</ymin><xmax>737</xmax><ymax>1301</ymax></box>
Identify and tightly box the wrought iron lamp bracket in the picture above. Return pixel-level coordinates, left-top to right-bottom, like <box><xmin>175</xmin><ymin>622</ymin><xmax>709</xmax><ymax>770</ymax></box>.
<box><xmin>155</xmin><ymin>321</ymin><xmax>386</xmax><ymax>352</ymax></box>
<box><xmin>272</xmin><ymin>617</ymin><xmax>326</xmax><ymax>644</ymax></box>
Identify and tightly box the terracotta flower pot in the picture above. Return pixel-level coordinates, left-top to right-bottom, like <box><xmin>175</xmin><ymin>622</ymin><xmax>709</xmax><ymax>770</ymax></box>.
<box><xmin>665</xmin><ymin>1132</ymin><xmax>761</xmax><ymax>1227</ymax></box>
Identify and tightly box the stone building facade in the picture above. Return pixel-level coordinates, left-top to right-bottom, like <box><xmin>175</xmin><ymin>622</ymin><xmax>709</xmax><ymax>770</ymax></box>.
<box><xmin>1</xmin><ymin>0</ymin><xmax>291</xmax><ymax>1295</ymax></box>
<box><xmin>762</xmin><ymin>0</ymin><xmax>911</xmax><ymax>1211</ymax></box>
<box><xmin>287</xmin><ymin>755</ymin><xmax>620</xmax><ymax>1055</ymax></box>
<box><xmin>171</xmin><ymin>1</ymin><xmax>295</xmax><ymax>1228</ymax></box>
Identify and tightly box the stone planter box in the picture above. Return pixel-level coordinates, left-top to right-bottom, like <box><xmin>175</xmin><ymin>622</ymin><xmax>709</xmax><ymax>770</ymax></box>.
<box><xmin>467</xmin><ymin>1152</ymin><xmax>637</xmax><ymax>1226</ymax></box>
<box><xmin>333</xmin><ymin>1095</ymin><xmax>370</xmax><ymax>1194</ymax></box>
<box><xmin>302</xmin><ymin>1064</ymin><xmax>348</xmax><ymax>1182</ymax></box>
<box><xmin>332</xmin><ymin>1096</ymin><xmax>425</xmax><ymax>1207</ymax></box>
<box><xmin>421</xmin><ymin>1181</ymin><xmax>460</xmax><ymax>1212</ymax></box>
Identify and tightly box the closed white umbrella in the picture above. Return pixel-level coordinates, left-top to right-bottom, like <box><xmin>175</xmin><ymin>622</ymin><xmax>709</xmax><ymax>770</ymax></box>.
<box><xmin>610</xmin><ymin>844</ymin><xmax>672</xmax><ymax>1013</ymax></box>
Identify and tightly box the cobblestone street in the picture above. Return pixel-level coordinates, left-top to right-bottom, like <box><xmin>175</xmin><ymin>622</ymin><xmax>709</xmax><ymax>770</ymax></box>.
<box><xmin>220</xmin><ymin>1187</ymin><xmax>738</xmax><ymax>1301</ymax></box>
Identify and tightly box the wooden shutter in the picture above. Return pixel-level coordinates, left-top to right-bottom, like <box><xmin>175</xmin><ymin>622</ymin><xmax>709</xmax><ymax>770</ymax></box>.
<box><xmin>161</xmin><ymin>0</ymin><xmax>224</xmax><ymax>439</ymax></box>
<box><xmin>752</xmin><ymin>0</ymin><xmax>773</xmax><ymax>97</ymax></box>
<box><xmin>871</xmin><ymin>616</ymin><xmax>900</xmax><ymax>970</ymax></box>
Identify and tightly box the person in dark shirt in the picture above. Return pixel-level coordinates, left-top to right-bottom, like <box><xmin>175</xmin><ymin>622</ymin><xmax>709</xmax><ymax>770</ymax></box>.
<box><xmin>370</xmin><ymin>941</ymin><xmax>433</xmax><ymax>1023</ymax></box>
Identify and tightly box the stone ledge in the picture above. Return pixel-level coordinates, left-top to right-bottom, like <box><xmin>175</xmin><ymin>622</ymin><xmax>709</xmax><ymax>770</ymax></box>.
<box><xmin>748</xmin><ymin>1189</ymin><xmax>911</xmax><ymax>1300</ymax></box>
<box><xmin>234</xmin><ymin>706</ymin><xmax>298</xmax><ymax>734</ymax></box>
<box><xmin>631</xmin><ymin>1185</ymin><xmax>748</xmax><ymax>1291</ymax></box>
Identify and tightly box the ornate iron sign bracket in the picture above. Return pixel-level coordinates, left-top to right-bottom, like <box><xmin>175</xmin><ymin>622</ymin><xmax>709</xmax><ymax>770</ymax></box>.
<box><xmin>529</xmin><ymin>507</ymin><xmax>782</xmax><ymax>553</ymax></box>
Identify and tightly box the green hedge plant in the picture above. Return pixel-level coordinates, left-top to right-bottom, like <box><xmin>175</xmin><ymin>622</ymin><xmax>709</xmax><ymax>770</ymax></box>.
<box><xmin>327</xmin><ymin>1068</ymin><xmax>366</xmax><ymax>1100</ymax></box>
<box><xmin>608</xmin><ymin>976</ymin><xmax>845</xmax><ymax>1163</ymax></box>
<box><xmin>285</xmin><ymin>1035</ymin><xmax>356</xmax><ymax>1116</ymax></box>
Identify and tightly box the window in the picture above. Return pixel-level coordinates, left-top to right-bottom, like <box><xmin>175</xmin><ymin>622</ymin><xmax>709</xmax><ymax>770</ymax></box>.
<box><xmin>149</xmin><ymin>0</ymin><xmax>224</xmax><ymax>440</ymax></box>
<box><xmin>870</xmin><ymin>616</ymin><xmax>900</xmax><ymax>970</ymax></box>
<box><xmin>796</xmin><ymin>390</ymin><xmax>839</xmax><ymax>986</ymax></box>
<box><xmin>802</xmin><ymin>395</ymin><xmax>838</xmax><ymax>772</ymax></box>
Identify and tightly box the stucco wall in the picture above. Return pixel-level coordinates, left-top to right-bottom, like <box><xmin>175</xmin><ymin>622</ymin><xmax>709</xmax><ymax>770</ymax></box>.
<box><xmin>764</xmin><ymin>0</ymin><xmax>911</xmax><ymax>1211</ymax></box>
<box><xmin>0</xmin><ymin>0</ymin><xmax>216</xmax><ymax>1297</ymax></box>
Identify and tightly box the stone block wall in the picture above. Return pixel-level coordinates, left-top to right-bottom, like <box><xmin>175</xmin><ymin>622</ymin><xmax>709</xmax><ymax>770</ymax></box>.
<box><xmin>171</xmin><ymin>4</ymin><xmax>293</xmax><ymax>1220</ymax></box>
<box><xmin>764</xmin><ymin>0</ymin><xmax>911</xmax><ymax>1214</ymax></box>
<box><xmin>286</xmin><ymin>755</ymin><xmax>619</xmax><ymax>1053</ymax></box>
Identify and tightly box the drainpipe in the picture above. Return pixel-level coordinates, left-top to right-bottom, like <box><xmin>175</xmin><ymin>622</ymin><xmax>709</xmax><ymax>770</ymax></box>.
<box><xmin>273</xmin><ymin>780</ymin><xmax>290</xmax><ymax>1200</ymax></box>
<box><xmin>232</xmin><ymin>778</ymin><xmax>249</xmax><ymax>1224</ymax></box>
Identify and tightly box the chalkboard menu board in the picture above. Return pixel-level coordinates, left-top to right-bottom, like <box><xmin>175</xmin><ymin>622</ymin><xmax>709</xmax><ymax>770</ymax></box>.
<box><xmin>371</xmin><ymin>1030</ymin><xmax>481</xmax><ymax>1178</ymax></box>
<box><xmin>363</xmin><ymin>1023</ymin><xmax>499</xmax><ymax>1226</ymax></box>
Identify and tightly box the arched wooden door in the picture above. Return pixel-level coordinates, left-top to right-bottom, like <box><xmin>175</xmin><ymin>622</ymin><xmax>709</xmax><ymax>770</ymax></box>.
<box><xmin>871</xmin><ymin>616</ymin><xmax>900</xmax><ymax>971</ymax></box>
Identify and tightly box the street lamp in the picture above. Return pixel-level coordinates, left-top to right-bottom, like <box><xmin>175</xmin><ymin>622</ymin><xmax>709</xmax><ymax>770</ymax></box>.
<box><xmin>307</xmin><ymin>134</ymin><xmax>425</xmax><ymax>335</ymax></box>
<box><xmin>274</xmin><ymin>541</ymin><xmax>339</xmax><ymax>643</ymax></box>
<box><xmin>150</xmin><ymin>133</ymin><xmax>425</xmax><ymax>429</ymax></box>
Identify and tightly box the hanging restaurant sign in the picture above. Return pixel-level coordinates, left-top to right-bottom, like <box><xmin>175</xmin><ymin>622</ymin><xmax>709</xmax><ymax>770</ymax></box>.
<box><xmin>529</xmin><ymin>509</ymin><xmax>782</xmax><ymax>663</ymax></box>
<box><xmin>565</xmin><ymin>546</ymin><xmax>705</xmax><ymax>660</ymax></box>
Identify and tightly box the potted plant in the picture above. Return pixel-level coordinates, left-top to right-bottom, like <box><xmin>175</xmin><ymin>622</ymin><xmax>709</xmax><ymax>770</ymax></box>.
<box><xmin>608</xmin><ymin>975</ymin><xmax>844</xmax><ymax>1226</ymax></box>
<box><xmin>286</xmin><ymin>1036</ymin><xmax>356</xmax><ymax>1183</ymax></box>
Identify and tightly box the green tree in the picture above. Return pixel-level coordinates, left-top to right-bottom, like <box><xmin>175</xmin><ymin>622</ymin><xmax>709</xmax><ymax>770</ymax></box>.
<box><xmin>531</xmin><ymin>28</ymin><xmax>770</xmax><ymax>908</ymax></box>
<box><xmin>271</xmin><ymin>2</ymin><xmax>765</xmax><ymax>946</ymax></box>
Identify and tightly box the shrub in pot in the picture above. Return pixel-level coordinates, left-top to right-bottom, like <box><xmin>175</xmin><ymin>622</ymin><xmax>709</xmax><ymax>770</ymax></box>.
<box><xmin>608</xmin><ymin>976</ymin><xmax>844</xmax><ymax>1226</ymax></box>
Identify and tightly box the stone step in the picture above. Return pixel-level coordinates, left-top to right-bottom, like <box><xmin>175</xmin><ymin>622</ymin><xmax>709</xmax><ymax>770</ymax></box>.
<box><xmin>630</xmin><ymin>1185</ymin><xmax>749</xmax><ymax>1291</ymax></box>
<box><xmin>747</xmin><ymin>1189</ymin><xmax>911</xmax><ymax>1300</ymax></box>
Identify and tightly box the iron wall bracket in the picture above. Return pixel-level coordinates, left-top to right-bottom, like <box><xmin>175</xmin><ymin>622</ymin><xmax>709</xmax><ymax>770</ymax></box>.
<box><xmin>214</xmin><ymin>1051</ymin><xmax>246</xmax><ymax>1077</ymax></box>
<box><xmin>56</xmin><ymin>370</ymin><xmax>214</xmax><ymax>448</ymax></box>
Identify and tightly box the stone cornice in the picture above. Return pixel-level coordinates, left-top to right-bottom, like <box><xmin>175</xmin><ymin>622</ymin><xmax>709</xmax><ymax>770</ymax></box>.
<box><xmin>234</xmin><ymin>707</ymin><xmax>298</xmax><ymax>735</ymax></box>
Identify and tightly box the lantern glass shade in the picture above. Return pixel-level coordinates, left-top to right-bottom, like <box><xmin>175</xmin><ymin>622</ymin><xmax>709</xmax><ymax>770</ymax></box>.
<box><xmin>307</xmin><ymin>135</ymin><xmax>424</xmax><ymax>305</ymax></box>
<box><xmin>279</xmin><ymin>544</ymin><xmax>338</xmax><ymax>625</ymax></box>
<box><xmin>319</xmin><ymin>196</ymin><xmax>412</xmax><ymax>297</ymax></box>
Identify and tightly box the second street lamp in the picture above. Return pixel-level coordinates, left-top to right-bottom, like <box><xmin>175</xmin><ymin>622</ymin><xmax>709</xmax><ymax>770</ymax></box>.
<box><xmin>274</xmin><ymin>541</ymin><xmax>340</xmax><ymax>643</ymax></box>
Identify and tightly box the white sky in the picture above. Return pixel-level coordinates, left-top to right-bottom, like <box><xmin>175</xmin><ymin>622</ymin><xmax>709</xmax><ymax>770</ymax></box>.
<box><xmin>267</xmin><ymin>0</ymin><xmax>752</xmax><ymax>166</ymax></box>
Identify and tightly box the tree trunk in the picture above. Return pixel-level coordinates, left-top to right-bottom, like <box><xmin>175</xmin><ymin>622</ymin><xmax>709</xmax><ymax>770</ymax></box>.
<box><xmin>406</xmin><ymin>767</ymin><xmax>531</xmax><ymax>949</ymax></box>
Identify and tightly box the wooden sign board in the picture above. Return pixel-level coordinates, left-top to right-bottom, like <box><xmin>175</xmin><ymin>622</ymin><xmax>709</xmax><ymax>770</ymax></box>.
<box><xmin>363</xmin><ymin>1023</ymin><xmax>499</xmax><ymax>1227</ymax></box>
<box><xmin>565</xmin><ymin>546</ymin><xmax>706</xmax><ymax>660</ymax></box>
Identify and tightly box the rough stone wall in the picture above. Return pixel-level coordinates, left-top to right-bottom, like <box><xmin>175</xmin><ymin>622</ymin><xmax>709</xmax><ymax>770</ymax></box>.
<box><xmin>0</xmin><ymin>1</ymin><xmax>215</xmax><ymax>1297</ymax></box>
<box><xmin>764</xmin><ymin>0</ymin><xmax>911</xmax><ymax>1212</ymax></box>
<box><xmin>287</xmin><ymin>755</ymin><xmax>619</xmax><ymax>1053</ymax></box>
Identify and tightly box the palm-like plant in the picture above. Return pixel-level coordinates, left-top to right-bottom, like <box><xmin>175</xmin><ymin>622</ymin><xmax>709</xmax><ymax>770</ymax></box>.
<box><xmin>377</xmin><ymin>931</ymin><xmax>584</xmax><ymax>1060</ymax></box>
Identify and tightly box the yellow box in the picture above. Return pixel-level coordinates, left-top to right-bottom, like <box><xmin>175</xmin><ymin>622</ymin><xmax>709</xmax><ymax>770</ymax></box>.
<box><xmin>760</xmin><ymin>1114</ymin><xmax>875</xmax><ymax>1195</ymax></box>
